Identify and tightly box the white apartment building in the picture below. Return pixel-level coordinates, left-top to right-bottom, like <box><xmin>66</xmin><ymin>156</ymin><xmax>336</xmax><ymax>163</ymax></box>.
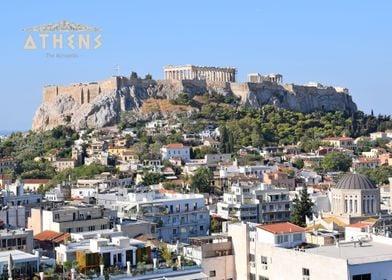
<box><xmin>55</xmin><ymin>232</ymin><xmax>145</xmax><ymax>268</ymax></box>
<box><xmin>0</xmin><ymin>228</ymin><xmax>33</xmax><ymax>253</ymax></box>
<box><xmin>28</xmin><ymin>204</ymin><xmax>115</xmax><ymax>234</ymax></box>
<box><xmin>160</xmin><ymin>143</ymin><xmax>190</xmax><ymax>162</ymax></box>
<box><xmin>217</xmin><ymin>181</ymin><xmax>291</xmax><ymax>224</ymax></box>
<box><xmin>0</xmin><ymin>205</ymin><xmax>25</xmax><ymax>228</ymax></box>
<box><xmin>0</xmin><ymin>250</ymin><xmax>39</xmax><ymax>278</ymax></box>
<box><xmin>95</xmin><ymin>187</ymin><xmax>210</xmax><ymax>243</ymax></box>
<box><xmin>228</xmin><ymin>221</ymin><xmax>392</xmax><ymax>280</ymax></box>
<box><xmin>0</xmin><ymin>181</ymin><xmax>42</xmax><ymax>207</ymax></box>
<box><xmin>45</xmin><ymin>185</ymin><xmax>65</xmax><ymax>202</ymax></box>
<box><xmin>71</xmin><ymin>187</ymin><xmax>97</xmax><ymax>199</ymax></box>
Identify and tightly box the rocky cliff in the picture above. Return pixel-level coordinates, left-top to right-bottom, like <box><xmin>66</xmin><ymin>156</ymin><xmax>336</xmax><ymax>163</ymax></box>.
<box><xmin>32</xmin><ymin>78</ymin><xmax>357</xmax><ymax>131</ymax></box>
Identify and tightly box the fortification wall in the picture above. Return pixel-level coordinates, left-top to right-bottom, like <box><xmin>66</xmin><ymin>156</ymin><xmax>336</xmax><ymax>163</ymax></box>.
<box><xmin>229</xmin><ymin>82</ymin><xmax>251</xmax><ymax>101</ymax></box>
<box><xmin>43</xmin><ymin>76</ymin><xmax>120</xmax><ymax>105</ymax></box>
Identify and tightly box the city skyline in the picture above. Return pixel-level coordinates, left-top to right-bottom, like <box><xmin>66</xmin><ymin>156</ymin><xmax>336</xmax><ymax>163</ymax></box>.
<box><xmin>1</xmin><ymin>0</ymin><xmax>391</xmax><ymax>131</ymax></box>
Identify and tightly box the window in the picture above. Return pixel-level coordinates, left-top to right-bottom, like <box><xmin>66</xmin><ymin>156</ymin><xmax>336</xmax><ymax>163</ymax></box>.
<box><xmin>261</xmin><ymin>255</ymin><xmax>268</xmax><ymax>269</ymax></box>
<box><xmin>352</xmin><ymin>274</ymin><xmax>371</xmax><ymax>280</ymax></box>
<box><xmin>249</xmin><ymin>273</ymin><xmax>256</xmax><ymax>280</ymax></box>
<box><xmin>259</xmin><ymin>277</ymin><xmax>269</xmax><ymax>280</ymax></box>
<box><xmin>249</xmin><ymin>254</ymin><xmax>255</xmax><ymax>262</ymax></box>
<box><xmin>200</xmin><ymin>225</ymin><xmax>204</xmax><ymax>231</ymax></box>
<box><xmin>276</xmin><ymin>235</ymin><xmax>288</xmax><ymax>244</ymax></box>
<box><xmin>293</xmin><ymin>233</ymin><xmax>303</xmax><ymax>242</ymax></box>
<box><xmin>209</xmin><ymin>270</ymin><xmax>216</xmax><ymax>277</ymax></box>
<box><xmin>302</xmin><ymin>268</ymin><xmax>310</xmax><ymax>277</ymax></box>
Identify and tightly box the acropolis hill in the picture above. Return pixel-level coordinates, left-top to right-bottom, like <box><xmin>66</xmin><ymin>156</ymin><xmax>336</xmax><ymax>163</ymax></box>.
<box><xmin>33</xmin><ymin>65</ymin><xmax>357</xmax><ymax>131</ymax></box>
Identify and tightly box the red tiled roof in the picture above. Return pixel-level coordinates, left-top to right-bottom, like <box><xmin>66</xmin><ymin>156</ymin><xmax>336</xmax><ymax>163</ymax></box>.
<box><xmin>346</xmin><ymin>222</ymin><xmax>371</xmax><ymax>228</ymax></box>
<box><xmin>158</xmin><ymin>189</ymin><xmax>178</xmax><ymax>194</ymax></box>
<box><xmin>170</xmin><ymin>157</ymin><xmax>182</xmax><ymax>161</ymax></box>
<box><xmin>163</xmin><ymin>143</ymin><xmax>186</xmax><ymax>149</ymax></box>
<box><xmin>34</xmin><ymin>230</ymin><xmax>70</xmax><ymax>243</ymax></box>
<box><xmin>257</xmin><ymin>222</ymin><xmax>305</xmax><ymax>234</ymax></box>
<box><xmin>0</xmin><ymin>157</ymin><xmax>14</xmax><ymax>163</ymax></box>
<box><xmin>23</xmin><ymin>179</ymin><xmax>50</xmax><ymax>184</ymax></box>
<box><xmin>322</xmin><ymin>137</ymin><xmax>353</xmax><ymax>141</ymax></box>
<box><xmin>355</xmin><ymin>158</ymin><xmax>379</xmax><ymax>163</ymax></box>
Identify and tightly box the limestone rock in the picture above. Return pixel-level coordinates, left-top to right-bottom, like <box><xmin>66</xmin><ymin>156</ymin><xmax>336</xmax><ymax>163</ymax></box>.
<box><xmin>32</xmin><ymin>78</ymin><xmax>358</xmax><ymax>131</ymax></box>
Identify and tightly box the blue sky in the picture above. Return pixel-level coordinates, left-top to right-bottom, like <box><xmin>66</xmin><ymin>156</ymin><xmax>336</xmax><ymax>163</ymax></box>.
<box><xmin>0</xmin><ymin>0</ymin><xmax>391</xmax><ymax>131</ymax></box>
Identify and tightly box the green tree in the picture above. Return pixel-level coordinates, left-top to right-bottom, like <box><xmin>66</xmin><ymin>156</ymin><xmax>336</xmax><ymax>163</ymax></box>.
<box><xmin>159</xmin><ymin>245</ymin><xmax>172</xmax><ymax>267</ymax></box>
<box><xmin>142</xmin><ymin>172</ymin><xmax>165</xmax><ymax>185</ymax></box>
<box><xmin>292</xmin><ymin>158</ymin><xmax>304</xmax><ymax>169</ymax></box>
<box><xmin>321</xmin><ymin>152</ymin><xmax>352</xmax><ymax>172</ymax></box>
<box><xmin>291</xmin><ymin>186</ymin><xmax>314</xmax><ymax>227</ymax></box>
<box><xmin>210</xmin><ymin>219</ymin><xmax>221</xmax><ymax>233</ymax></box>
<box><xmin>130</xmin><ymin>72</ymin><xmax>138</xmax><ymax>79</ymax></box>
<box><xmin>190</xmin><ymin>167</ymin><xmax>213</xmax><ymax>193</ymax></box>
<box><xmin>357</xmin><ymin>166</ymin><xmax>392</xmax><ymax>185</ymax></box>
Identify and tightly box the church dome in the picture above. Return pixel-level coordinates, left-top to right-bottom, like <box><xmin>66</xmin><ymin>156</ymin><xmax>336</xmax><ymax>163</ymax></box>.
<box><xmin>335</xmin><ymin>173</ymin><xmax>376</xmax><ymax>190</ymax></box>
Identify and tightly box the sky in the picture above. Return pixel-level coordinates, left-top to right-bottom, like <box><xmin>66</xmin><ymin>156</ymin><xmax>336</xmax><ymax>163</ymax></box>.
<box><xmin>0</xmin><ymin>0</ymin><xmax>391</xmax><ymax>131</ymax></box>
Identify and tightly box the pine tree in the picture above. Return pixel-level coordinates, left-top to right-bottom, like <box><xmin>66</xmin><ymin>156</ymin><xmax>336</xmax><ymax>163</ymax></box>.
<box><xmin>219</xmin><ymin>126</ymin><xmax>228</xmax><ymax>153</ymax></box>
<box><xmin>290</xmin><ymin>186</ymin><xmax>314</xmax><ymax>227</ymax></box>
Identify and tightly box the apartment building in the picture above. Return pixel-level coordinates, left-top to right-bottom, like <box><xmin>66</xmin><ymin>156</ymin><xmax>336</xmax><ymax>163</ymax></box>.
<box><xmin>95</xmin><ymin>187</ymin><xmax>210</xmax><ymax>243</ymax></box>
<box><xmin>0</xmin><ymin>228</ymin><xmax>33</xmax><ymax>253</ymax></box>
<box><xmin>28</xmin><ymin>204</ymin><xmax>115</xmax><ymax>235</ymax></box>
<box><xmin>228</xmin><ymin>222</ymin><xmax>392</xmax><ymax>280</ymax></box>
<box><xmin>217</xmin><ymin>181</ymin><xmax>292</xmax><ymax>224</ymax></box>
<box><xmin>184</xmin><ymin>235</ymin><xmax>235</xmax><ymax>280</ymax></box>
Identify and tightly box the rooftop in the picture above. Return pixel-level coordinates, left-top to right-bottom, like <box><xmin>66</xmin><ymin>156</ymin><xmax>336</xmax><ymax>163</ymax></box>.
<box><xmin>163</xmin><ymin>143</ymin><xmax>188</xmax><ymax>149</ymax></box>
<box><xmin>257</xmin><ymin>222</ymin><xmax>305</xmax><ymax>234</ymax></box>
<box><xmin>305</xmin><ymin>241</ymin><xmax>392</xmax><ymax>265</ymax></box>
<box><xmin>335</xmin><ymin>173</ymin><xmax>376</xmax><ymax>190</ymax></box>
<box><xmin>322</xmin><ymin>137</ymin><xmax>353</xmax><ymax>141</ymax></box>
<box><xmin>34</xmin><ymin>230</ymin><xmax>70</xmax><ymax>243</ymax></box>
<box><xmin>0</xmin><ymin>250</ymin><xmax>38</xmax><ymax>263</ymax></box>
<box><xmin>23</xmin><ymin>179</ymin><xmax>50</xmax><ymax>184</ymax></box>
<box><xmin>346</xmin><ymin>222</ymin><xmax>374</xmax><ymax>228</ymax></box>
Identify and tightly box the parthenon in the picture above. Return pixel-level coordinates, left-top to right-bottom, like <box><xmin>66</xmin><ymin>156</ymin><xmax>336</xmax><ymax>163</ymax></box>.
<box><xmin>164</xmin><ymin>65</ymin><xmax>236</xmax><ymax>82</ymax></box>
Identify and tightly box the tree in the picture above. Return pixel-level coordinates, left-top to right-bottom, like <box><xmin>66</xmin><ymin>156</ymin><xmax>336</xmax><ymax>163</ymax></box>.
<box><xmin>130</xmin><ymin>72</ymin><xmax>138</xmax><ymax>79</ymax></box>
<box><xmin>210</xmin><ymin>219</ymin><xmax>221</xmax><ymax>233</ymax></box>
<box><xmin>291</xmin><ymin>186</ymin><xmax>314</xmax><ymax>227</ymax></box>
<box><xmin>159</xmin><ymin>245</ymin><xmax>172</xmax><ymax>267</ymax></box>
<box><xmin>357</xmin><ymin>166</ymin><xmax>392</xmax><ymax>185</ymax></box>
<box><xmin>145</xmin><ymin>73</ymin><xmax>152</xmax><ymax>80</ymax></box>
<box><xmin>190</xmin><ymin>167</ymin><xmax>213</xmax><ymax>193</ymax></box>
<box><xmin>292</xmin><ymin>158</ymin><xmax>304</xmax><ymax>169</ymax></box>
<box><xmin>142</xmin><ymin>172</ymin><xmax>165</xmax><ymax>186</ymax></box>
<box><xmin>321</xmin><ymin>152</ymin><xmax>352</xmax><ymax>172</ymax></box>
